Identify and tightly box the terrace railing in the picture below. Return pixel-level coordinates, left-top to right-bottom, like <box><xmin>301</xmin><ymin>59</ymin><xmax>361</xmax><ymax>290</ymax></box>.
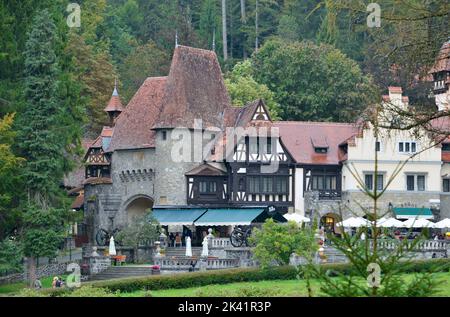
<box><xmin>211</xmin><ymin>238</ymin><xmax>232</xmax><ymax>248</ymax></box>
<box><xmin>154</xmin><ymin>257</ymin><xmax>239</xmax><ymax>270</ymax></box>
<box><xmin>369</xmin><ymin>239</ymin><xmax>449</xmax><ymax>251</ymax></box>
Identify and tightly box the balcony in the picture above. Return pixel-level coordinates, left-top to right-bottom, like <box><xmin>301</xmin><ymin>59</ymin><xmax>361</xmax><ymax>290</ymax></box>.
<box><xmin>305</xmin><ymin>190</ymin><xmax>342</xmax><ymax>201</ymax></box>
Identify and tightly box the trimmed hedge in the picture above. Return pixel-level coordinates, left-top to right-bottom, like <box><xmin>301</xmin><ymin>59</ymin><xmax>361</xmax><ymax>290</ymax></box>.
<box><xmin>43</xmin><ymin>258</ymin><xmax>450</xmax><ymax>296</ymax></box>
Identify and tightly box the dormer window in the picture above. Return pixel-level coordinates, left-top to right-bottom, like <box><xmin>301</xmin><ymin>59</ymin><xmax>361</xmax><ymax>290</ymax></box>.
<box><xmin>311</xmin><ymin>136</ymin><xmax>328</xmax><ymax>154</ymax></box>
<box><xmin>315</xmin><ymin>147</ymin><xmax>328</xmax><ymax>154</ymax></box>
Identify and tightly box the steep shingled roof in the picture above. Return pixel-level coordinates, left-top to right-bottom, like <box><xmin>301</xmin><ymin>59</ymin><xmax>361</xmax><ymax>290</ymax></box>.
<box><xmin>429</xmin><ymin>40</ymin><xmax>450</xmax><ymax>74</ymax></box>
<box><xmin>153</xmin><ymin>46</ymin><xmax>231</xmax><ymax>130</ymax></box>
<box><xmin>274</xmin><ymin>121</ymin><xmax>358</xmax><ymax>165</ymax></box>
<box><xmin>108</xmin><ymin>77</ymin><xmax>167</xmax><ymax>151</ymax></box>
<box><xmin>104</xmin><ymin>87</ymin><xmax>124</xmax><ymax>113</ymax></box>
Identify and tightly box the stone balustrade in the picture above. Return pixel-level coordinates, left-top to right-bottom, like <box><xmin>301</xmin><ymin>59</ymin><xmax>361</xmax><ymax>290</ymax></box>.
<box><xmin>370</xmin><ymin>239</ymin><xmax>449</xmax><ymax>251</ymax></box>
<box><xmin>154</xmin><ymin>257</ymin><xmax>239</xmax><ymax>270</ymax></box>
<box><xmin>211</xmin><ymin>238</ymin><xmax>232</xmax><ymax>248</ymax></box>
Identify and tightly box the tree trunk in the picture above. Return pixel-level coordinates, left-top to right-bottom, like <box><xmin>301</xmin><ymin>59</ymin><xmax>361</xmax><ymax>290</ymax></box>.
<box><xmin>134</xmin><ymin>246</ymin><xmax>139</xmax><ymax>264</ymax></box>
<box><xmin>28</xmin><ymin>256</ymin><xmax>37</xmax><ymax>288</ymax></box>
<box><xmin>229</xmin><ymin>0</ymin><xmax>233</xmax><ymax>59</ymax></box>
<box><xmin>240</xmin><ymin>0</ymin><xmax>246</xmax><ymax>23</ymax></box>
<box><xmin>255</xmin><ymin>0</ymin><xmax>259</xmax><ymax>51</ymax></box>
<box><xmin>241</xmin><ymin>0</ymin><xmax>247</xmax><ymax>59</ymax></box>
<box><xmin>222</xmin><ymin>0</ymin><xmax>228</xmax><ymax>60</ymax></box>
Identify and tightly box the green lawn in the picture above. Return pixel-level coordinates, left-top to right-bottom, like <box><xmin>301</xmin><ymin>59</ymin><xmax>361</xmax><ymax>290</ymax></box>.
<box><xmin>2</xmin><ymin>272</ymin><xmax>449</xmax><ymax>297</ymax></box>
<box><xmin>119</xmin><ymin>272</ymin><xmax>450</xmax><ymax>297</ymax></box>
<box><xmin>0</xmin><ymin>275</ymin><xmax>67</xmax><ymax>295</ymax></box>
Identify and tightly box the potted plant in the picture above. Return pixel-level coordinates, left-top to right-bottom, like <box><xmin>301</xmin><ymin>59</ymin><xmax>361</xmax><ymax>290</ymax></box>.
<box><xmin>151</xmin><ymin>265</ymin><xmax>160</xmax><ymax>275</ymax></box>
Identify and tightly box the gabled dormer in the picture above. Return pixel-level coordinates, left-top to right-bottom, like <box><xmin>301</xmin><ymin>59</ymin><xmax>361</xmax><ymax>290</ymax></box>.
<box><xmin>229</xmin><ymin>99</ymin><xmax>291</xmax><ymax>164</ymax></box>
<box><xmin>252</xmin><ymin>100</ymin><xmax>271</xmax><ymax>121</ymax></box>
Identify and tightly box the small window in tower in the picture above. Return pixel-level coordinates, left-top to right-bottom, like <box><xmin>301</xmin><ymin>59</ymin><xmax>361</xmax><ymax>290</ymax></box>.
<box><xmin>162</xmin><ymin>131</ymin><xmax>167</xmax><ymax>141</ymax></box>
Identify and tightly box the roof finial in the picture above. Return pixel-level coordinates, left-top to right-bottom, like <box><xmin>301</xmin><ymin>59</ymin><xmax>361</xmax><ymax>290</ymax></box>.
<box><xmin>112</xmin><ymin>78</ymin><xmax>119</xmax><ymax>96</ymax></box>
<box><xmin>175</xmin><ymin>30</ymin><xmax>179</xmax><ymax>48</ymax></box>
<box><xmin>212</xmin><ymin>28</ymin><xmax>216</xmax><ymax>52</ymax></box>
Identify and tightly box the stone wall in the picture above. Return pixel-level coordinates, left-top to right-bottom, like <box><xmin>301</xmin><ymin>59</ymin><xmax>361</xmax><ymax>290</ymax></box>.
<box><xmin>0</xmin><ymin>260</ymin><xmax>82</xmax><ymax>285</ymax></box>
<box><xmin>440</xmin><ymin>194</ymin><xmax>450</xmax><ymax>219</ymax></box>
<box><xmin>304</xmin><ymin>190</ymin><xmax>442</xmax><ymax>220</ymax></box>
<box><xmin>154</xmin><ymin>129</ymin><xmax>197</xmax><ymax>206</ymax></box>
<box><xmin>84</xmin><ymin>148</ymin><xmax>158</xmax><ymax>243</ymax></box>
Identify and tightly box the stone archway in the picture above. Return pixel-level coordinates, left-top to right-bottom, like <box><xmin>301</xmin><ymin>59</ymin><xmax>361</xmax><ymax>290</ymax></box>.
<box><xmin>124</xmin><ymin>195</ymin><xmax>154</xmax><ymax>224</ymax></box>
<box><xmin>320</xmin><ymin>213</ymin><xmax>342</xmax><ymax>235</ymax></box>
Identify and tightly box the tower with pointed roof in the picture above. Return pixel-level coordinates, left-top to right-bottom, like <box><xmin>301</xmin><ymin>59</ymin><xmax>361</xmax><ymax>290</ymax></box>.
<box><xmin>104</xmin><ymin>81</ymin><xmax>124</xmax><ymax>126</ymax></box>
<box><xmin>430</xmin><ymin>39</ymin><xmax>450</xmax><ymax>111</ymax></box>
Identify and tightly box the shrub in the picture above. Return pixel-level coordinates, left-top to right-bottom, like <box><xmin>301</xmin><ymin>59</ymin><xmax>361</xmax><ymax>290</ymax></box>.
<box><xmin>62</xmin><ymin>285</ymin><xmax>118</xmax><ymax>297</ymax></box>
<box><xmin>44</xmin><ymin>258</ymin><xmax>449</xmax><ymax>296</ymax></box>
<box><xmin>193</xmin><ymin>285</ymin><xmax>281</xmax><ymax>297</ymax></box>
<box><xmin>15</xmin><ymin>288</ymin><xmax>47</xmax><ymax>297</ymax></box>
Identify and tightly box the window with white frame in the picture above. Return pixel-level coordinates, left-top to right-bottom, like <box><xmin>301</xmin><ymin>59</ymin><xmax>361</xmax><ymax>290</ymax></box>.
<box><xmin>398</xmin><ymin>141</ymin><xmax>417</xmax><ymax>153</ymax></box>
<box><xmin>406</xmin><ymin>174</ymin><xmax>426</xmax><ymax>191</ymax></box>
<box><xmin>364</xmin><ymin>173</ymin><xmax>384</xmax><ymax>191</ymax></box>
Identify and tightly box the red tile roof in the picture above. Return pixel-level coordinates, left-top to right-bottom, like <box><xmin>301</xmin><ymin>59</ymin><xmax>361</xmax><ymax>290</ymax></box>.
<box><xmin>153</xmin><ymin>46</ymin><xmax>231</xmax><ymax>129</ymax></box>
<box><xmin>388</xmin><ymin>86</ymin><xmax>403</xmax><ymax>94</ymax></box>
<box><xmin>104</xmin><ymin>88</ymin><xmax>124</xmax><ymax>113</ymax></box>
<box><xmin>71</xmin><ymin>193</ymin><xmax>84</xmax><ymax>210</ymax></box>
<box><xmin>430</xmin><ymin>40</ymin><xmax>450</xmax><ymax>73</ymax></box>
<box><xmin>108</xmin><ymin>77</ymin><xmax>167</xmax><ymax>151</ymax></box>
<box><xmin>273</xmin><ymin>121</ymin><xmax>359</xmax><ymax>165</ymax></box>
<box><xmin>83</xmin><ymin>177</ymin><xmax>113</xmax><ymax>185</ymax></box>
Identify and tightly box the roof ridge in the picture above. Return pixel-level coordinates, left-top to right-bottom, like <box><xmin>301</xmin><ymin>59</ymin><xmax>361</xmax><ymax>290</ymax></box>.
<box><xmin>274</xmin><ymin>120</ymin><xmax>355</xmax><ymax>126</ymax></box>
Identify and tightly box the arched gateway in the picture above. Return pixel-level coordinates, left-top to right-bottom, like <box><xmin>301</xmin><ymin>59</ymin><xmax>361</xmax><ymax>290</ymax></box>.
<box><xmin>124</xmin><ymin>195</ymin><xmax>154</xmax><ymax>224</ymax></box>
<box><xmin>320</xmin><ymin>213</ymin><xmax>342</xmax><ymax>235</ymax></box>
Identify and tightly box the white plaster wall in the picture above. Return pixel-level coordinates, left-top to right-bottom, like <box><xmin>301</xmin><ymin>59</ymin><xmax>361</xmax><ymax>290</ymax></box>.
<box><xmin>294</xmin><ymin>167</ymin><xmax>304</xmax><ymax>214</ymax></box>
<box><xmin>344</xmin><ymin>123</ymin><xmax>442</xmax><ymax>193</ymax></box>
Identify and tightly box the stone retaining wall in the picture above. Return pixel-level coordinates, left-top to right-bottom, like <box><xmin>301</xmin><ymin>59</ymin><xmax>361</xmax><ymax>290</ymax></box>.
<box><xmin>0</xmin><ymin>260</ymin><xmax>82</xmax><ymax>285</ymax></box>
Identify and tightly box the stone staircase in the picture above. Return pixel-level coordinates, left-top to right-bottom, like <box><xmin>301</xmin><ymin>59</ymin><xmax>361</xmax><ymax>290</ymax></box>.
<box><xmin>322</xmin><ymin>246</ymin><xmax>348</xmax><ymax>263</ymax></box>
<box><xmin>164</xmin><ymin>247</ymin><xmax>203</xmax><ymax>258</ymax></box>
<box><xmin>89</xmin><ymin>265</ymin><xmax>155</xmax><ymax>281</ymax></box>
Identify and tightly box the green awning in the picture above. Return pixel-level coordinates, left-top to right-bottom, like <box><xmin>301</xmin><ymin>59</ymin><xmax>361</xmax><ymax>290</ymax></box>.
<box><xmin>194</xmin><ymin>208</ymin><xmax>265</xmax><ymax>226</ymax></box>
<box><xmin>393</xmin><ymin>207</ymin><xmax>433</xmax><ymax>220</ymax></box>
<box><xmin>152</xmin><ymin>209</ymin><xmax>207</xmax><ymax>226</ymax></box>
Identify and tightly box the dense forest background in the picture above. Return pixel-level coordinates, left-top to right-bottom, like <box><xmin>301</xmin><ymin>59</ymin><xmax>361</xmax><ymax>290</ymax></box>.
<box><xmin>1</xmin><ymin>1</ymin><xmax>448</xmax><ymax>136</ymax></box>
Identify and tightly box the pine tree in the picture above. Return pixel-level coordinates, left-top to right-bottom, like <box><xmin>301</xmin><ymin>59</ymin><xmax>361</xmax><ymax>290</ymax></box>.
<box><xmin>17</xmin><ymin>9</ymin><xmax>67</xmax><ymax>286</ymax></box>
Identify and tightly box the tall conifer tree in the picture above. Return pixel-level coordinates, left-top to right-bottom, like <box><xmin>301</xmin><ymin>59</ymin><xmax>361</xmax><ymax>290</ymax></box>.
<box><xmin>18</xmin><ymin>9</ymin><xmax>66</xmax><ymax>286</ymax></box>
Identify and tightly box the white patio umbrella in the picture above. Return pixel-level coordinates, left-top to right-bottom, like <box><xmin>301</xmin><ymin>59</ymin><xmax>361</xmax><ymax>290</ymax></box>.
<box><xmin>284</xmin><ymin>213</ymin><xmax>311</xmax><ymax>223</ymax></box>
<box><xmin>434</xmin><ymin>218</ymin><xmax>450</xmax><ymax>229</ymax></box>
<box><xmin>109</xmin><ymin>236</ymin><xmax>117</xmax><ymax>256</ymax></box>
<box><xmin>337</xmin><ymin>217</ymin><xmax>370</xmax><ymax>228</ymax></box>
<box><xmin>402</xmin><ymin>218</ymin><xmax>435</xmax><ymax>228</ymax></box>
<box><xmin>377</xmin><ymin>218</ymin><xmax>406</xmax><ymax>228</ymax></box>
<box><xmin>185</xmin><ymin>236</ymin><xmax>193</xmax><ymax>257</ymax></box>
